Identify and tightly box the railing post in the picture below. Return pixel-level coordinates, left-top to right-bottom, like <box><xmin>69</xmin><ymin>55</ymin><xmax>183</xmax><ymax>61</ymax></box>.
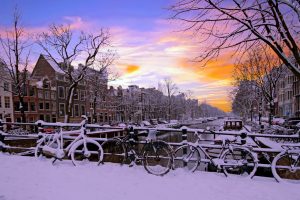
<box><xmin>0</xmin><ymin>120</ymin><xmax>3</xmax><ymax>131</ymax></box>
<box><xmin>240</xmin><ymin>132</ymin><xmax>247</xmax><ymax>145</ymax></box>
<box><xmin>37</xmin><ymin>122</ymin><xmax>43</xmax><ymax>134</ymax></box>
<box><xmin>0</xmin><ymin>130</ymin><xmax>5</xmax><ymax>152</ymax></box>
<box><xmin>182</xmin><ymin>128</ymin><xmax>187</xmax><ymax>167</ymax></box>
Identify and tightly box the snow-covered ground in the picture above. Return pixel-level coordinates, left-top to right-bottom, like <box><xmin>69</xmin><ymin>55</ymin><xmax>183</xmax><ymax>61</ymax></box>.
<box><xmin>0</xmin><ymin>154</ymin><xmax>299</xmax><ymax>200</ymax></box>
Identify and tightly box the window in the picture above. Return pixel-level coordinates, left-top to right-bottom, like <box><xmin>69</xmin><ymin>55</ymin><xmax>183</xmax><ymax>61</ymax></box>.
<box><xmin>104</xmin><ymin>113</ymin><xmax>108</xmax><ymax>122</ymax></box>
<box><xmin>59</xmin><ymin>103</ymin><xmax>65</xmax><ymax>116</ymax></box>
<box><xmin>44</xmin><ymin>91</ymin><xmax>50</xmax><ymax>99</ymax></box>
<box><xmin>80</xmin><ymin>90</ymin><xmax>86</xmax><ymax>101</ymax></box>
<box><xmin>57</xmin><ymin>75</ymin><xmax>65</xmax><ymax>81</ymax></box>
<box><xmin>51</xmin><ymin>92</ymin><xmax>56</xmax><ymax>100</ymax></box>
<box><xmin>4</xmin><ymin>96</ymin><xmax>10</xmax><ymax>108</ymax></box>
<box><xmin>45</xmin><ymin>115</ymin><xmax>51</xmax><ymax>122</ymax></box>
<box><xmin>52</xmin><ymin>102</ymin><xmax>56</xmax><ymax>111</ymax></box>
<box><xmin>45</xmin><ymin>102</ymin><xmax>50</xmax><ymax>110</ymax></box>
<box><xmin>30</xmin><ymin>102</ymin><xmax>36</xmax><ymax>111</ymax></box>
<box><xmin>287</xmin><ymin>91</ymin><xmax>293</xmax><ymax>100</ymax></box>
<box><xmin>99</xmin><ymin>113</ymin><xmax>103</xmax><ymax>122</ymax></box>
<box><xmin>43</xmin><ymin>80</ymin><xmax>50</xmax><ymax>89</ymax></box>
<box><xmin>14</xmin><ymin>102</ymin><xmax>20</xmax><ymax>111</ymax></box>
<box><xmin>74</xmin><ymin>89</ymin><xmax>79</xmax><ymax>100</ymax></box>
<box><xmin>38</xmin><ymin>90</ymin><xmax>43</xmax><ymax>98</ymax></box>
<box><xmin>4</xmin><ymin>82</ymin><xmax>9</xmax><ymax>91</ymax></box>
<box><xmin>81</xmin><ymin>105</ymin><xmax>85</xmax><ymax>115</ymax></box>
<box><xmin>74</xmin><ymin>104</ymin><xmax>79</xmax><ymax>117</ymax></box>
<box><xmin>39</xmin><ymin>115</ymin><xmax>44</xmax><ymax>120</ymax></box>
<box><xmin>52</xmin><ymin>115</ymin><xmax>57</xmax><ymax>123</ymax></box>
<box><xmin>58</xmin><ymin>86</ymin><xmax>65</xmax><ymax>99</ymax></box>
<box><xmin>29</xmin><ymin>86</ymin><xmax>35</xmax><ymax>96</ymax></box>
<box><xmin>39</xmin><ymin>102</ymin><xmax>44</xmax><ymax>110</ymax></box>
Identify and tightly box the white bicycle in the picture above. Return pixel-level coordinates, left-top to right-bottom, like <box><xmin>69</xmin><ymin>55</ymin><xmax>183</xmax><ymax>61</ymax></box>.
<box><xmin>35</xmin><ymin>116</ymin><xmax>104</xmax><ymax>166</ymax></box>
<box><xmin>271</xmin><ymin>143</ymin><xmax>300</xmax><ymax>183</ymax></box>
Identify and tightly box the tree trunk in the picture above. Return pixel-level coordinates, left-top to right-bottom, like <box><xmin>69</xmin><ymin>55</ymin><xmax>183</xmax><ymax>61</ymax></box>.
<box><xmin>269</xmin><ymin>102</ymin><xmax>275</xmax><ymax>126</ymax></box>
<box><xmin>93</xmin><ymin>96</ymin><xmax>97</xmax><ymax>124</ymax></box>
<box><xmin>65</xmin><ymin>83</ymin><xmax>77</xmax><ymax>123</ymax></box>
<box><xmin>18</xmin><ymin>95</ymin><xmax>26</xmax><ymax>123</ymax></box>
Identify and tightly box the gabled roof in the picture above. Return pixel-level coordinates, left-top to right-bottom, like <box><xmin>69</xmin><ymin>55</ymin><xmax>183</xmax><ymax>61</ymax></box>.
<box><xmin>42</xmin><ymin>55</ymin><xmax>65</xmax><ymax>74</ymax></box>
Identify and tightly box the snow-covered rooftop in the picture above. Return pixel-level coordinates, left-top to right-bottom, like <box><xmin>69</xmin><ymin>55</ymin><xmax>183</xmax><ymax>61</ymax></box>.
<box><xmin>43</xmin><ymin>56</ymin><xmax>65</xmax><ymax>74</ymax></box>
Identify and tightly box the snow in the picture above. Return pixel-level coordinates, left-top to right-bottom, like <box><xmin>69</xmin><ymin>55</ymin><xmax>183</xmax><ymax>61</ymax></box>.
<box><xmin>44</xmin><ymin>56</ymin><xmax>65</xmax><ymax>74</ymax></box>
<box><xmin>35</xmin><ymin>80</ymin><xmax>43</xmax><ymax>88</ymax></box>
<box><xmin>0</xmin><ymin>154</ymin><xmax>300</xmax><ymax>200</ymax></box>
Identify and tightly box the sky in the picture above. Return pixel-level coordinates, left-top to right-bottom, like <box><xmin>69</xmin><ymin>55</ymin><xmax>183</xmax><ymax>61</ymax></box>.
<box><xmin>0</xmin><ymin>0</ymin><xmax>234</xmax><ymax>112</ymax></box>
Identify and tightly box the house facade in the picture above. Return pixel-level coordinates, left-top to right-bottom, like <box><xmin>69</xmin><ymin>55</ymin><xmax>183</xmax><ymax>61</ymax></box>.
<box><xmin>0</xmin><ymin>64</ymin><xmax>14</xmax><ymax>122</ymax></box>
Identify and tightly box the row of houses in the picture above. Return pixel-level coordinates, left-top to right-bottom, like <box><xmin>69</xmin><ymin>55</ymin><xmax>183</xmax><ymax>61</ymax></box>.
<box><xmin>274</xmin><ymin>65</ymin><xmax>300</xmax><ymax>118</ymax></box>
<box><xmin>0</xmin><ymin>54</ymin><xmax>200</xmax><ymax>124</ymax></box>
<box><xmin>248</xmin><ymin>62</ymin><xmax>300</xmax><ymax>119</ymax></box>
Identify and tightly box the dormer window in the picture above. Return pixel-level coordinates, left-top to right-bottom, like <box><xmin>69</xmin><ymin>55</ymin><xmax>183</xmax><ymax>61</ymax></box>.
<box><xmin>43</xmin><ymin>79</ymin><xmax>50</xmax><ymax>89</ymax></box>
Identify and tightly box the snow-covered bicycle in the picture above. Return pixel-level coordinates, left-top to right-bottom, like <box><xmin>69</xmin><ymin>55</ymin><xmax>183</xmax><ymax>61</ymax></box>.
<box><xmin>101</xmin><ymin>128</ymin><xmax>174</xmax><ymax>176</ymax></box>
<box><xmin>35</xmin><ymin>116</ymin><xmax>104</xmax><ymax>166</ymax></box>
<box><xmin>271</xmin><ymin>144</ymin><xmax>300</xmax><ymax>183</ymax></box>
<box><xmin>173</xmin><ymin>131</ymin><xmax>258</xmax><ymax>178</ymax></box>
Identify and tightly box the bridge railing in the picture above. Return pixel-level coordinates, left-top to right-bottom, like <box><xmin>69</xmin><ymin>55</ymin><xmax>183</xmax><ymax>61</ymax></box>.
<box><xmin>0</xmin><ymin>120</ymin><xmax>300</xmax><ymax>170</ymax></box>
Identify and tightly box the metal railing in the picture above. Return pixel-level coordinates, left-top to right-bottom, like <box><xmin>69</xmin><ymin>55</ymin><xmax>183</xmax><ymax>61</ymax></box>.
<box><xmin>0</xmin><ymin>120</ymin><xmax>299</xmax><ymax>170</ymax></box>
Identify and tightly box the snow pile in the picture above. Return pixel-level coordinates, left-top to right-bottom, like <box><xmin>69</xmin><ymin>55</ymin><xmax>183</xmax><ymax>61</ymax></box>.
<box><xmin>0</xmin><ymin>154</ymin><xmax>300</xmax><ymax>200</ymax></box>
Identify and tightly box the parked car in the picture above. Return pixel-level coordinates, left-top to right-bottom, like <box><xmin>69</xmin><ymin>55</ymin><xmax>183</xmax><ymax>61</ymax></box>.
<box><xmin>283</xmin><ymin>118</ymin><xmax>300</xmax><ymax>129</ymax></box>
<box><xmin>150</xmin><ymin>119</ymin><xmax>158</xmax><ymax>125</ymax></box>
<box><xmin>158</xmin><ymin>119</ymin><xmax>168</xmax><ymax>124</ymax></box>
<box><xmin>141</xmin><ymin>121</ymin><xmax>151</xmax><ymax>126</ymax></box>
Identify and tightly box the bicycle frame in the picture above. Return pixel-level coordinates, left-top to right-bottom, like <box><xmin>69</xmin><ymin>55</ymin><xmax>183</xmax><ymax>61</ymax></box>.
<box><xmin>190</xmin><ymin>133</ymin><xmax>255</xmax><ymax>168</ymax></box>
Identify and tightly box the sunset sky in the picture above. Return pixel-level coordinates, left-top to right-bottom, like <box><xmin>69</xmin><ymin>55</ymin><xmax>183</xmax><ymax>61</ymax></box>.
<box><xmin>0</xmin><ymin>0</ymin><xmax>234</xmax><ymax>112</ymax></box>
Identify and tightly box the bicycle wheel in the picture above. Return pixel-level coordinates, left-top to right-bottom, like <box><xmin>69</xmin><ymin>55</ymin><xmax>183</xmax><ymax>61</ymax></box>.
<box><xmin>221</xmin><ymin>147</ymin><xmax>257</xmax><ymax>178</ymax></box>
<box><xmin>101</xmin><ymin>138</ymin><xmax>127</xmax><ymax>164</ymax></box>
<box><xmin>70</xmin><ymin>139</ymin><xmax>104</xmax><ymax>166</ymax></box>
<box><xmin>173</xmin><ymin>144</ymin><xmax>200</xmax><ymax>172</ymax></box>
<box><xmin>272</xmin><ymin>152</ymin><xmax>300</xmax><ymax>183</ymax></box>
<box><xmin>34</xmin><ymin>136</ymin><xmax>59</xmax><ymax>159</ymax></box>
<box><xmin>143</xmin><ymin>141</ymin><xmax>173</xmax><ymax>176</ymax></box>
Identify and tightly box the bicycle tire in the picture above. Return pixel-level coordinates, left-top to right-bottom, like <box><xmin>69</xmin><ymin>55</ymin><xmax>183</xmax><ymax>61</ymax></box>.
<box><xmin>221</xmin><ymin>147</ymin><xmax>257</xmax><ymax>178</ymax></box>
<box><xmin>272</xmin><ymin>152</ymin><xmax>300</xmax><ymax>183</ymax></box>
<box><xmin>70</xmin><ymin>139</ymin><xmax>104</xmax><ymax>166</ymax></box>
<box><xmin>142</xmin><ymin>141</ymin><xmax>173</xmax><ymax>176</ymax></box>
<box><xmin>173</xmin><ymin>144</ymin><xmax>200</xmax><ymax>172</ymax></box>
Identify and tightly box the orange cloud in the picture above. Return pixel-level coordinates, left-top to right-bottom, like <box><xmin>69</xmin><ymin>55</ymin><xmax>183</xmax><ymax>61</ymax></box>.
<box><xmin>178</xmin><ymin>58</ymin><xmax>234</xmax><ymax>83</ymax></box>
<box><xmin>209</xmin><ymin>99</ymin><xmax>232</xmax><ymax>112</ymax></box>
<box><xmin>126</xmin><ymin>65</ymin><xmax>140</xmax><ymax>74</ymax></box>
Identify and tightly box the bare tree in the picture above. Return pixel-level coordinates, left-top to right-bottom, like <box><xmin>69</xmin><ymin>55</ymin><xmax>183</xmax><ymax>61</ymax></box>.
<box><xmin>0</xmin><ymin>8</ymin><xmax>31</xmax><ymax>123</ymax></box>
<box><xmin>163</xmin><ymin>78</ymin><xmax>178</xmax><ymax>121</ymax></box>
<box><xmin>233</xmin><ymin>46</ymin><xmax>285</xmax><ymax>124</ymax></box>
<box><xmin>37</xmin><ymin>24</ymin><xmax>111</xmax><ymax>122</ymax></box>
<box><xmin>170</xmin><ymin>0</ymin><xmax>300</xmax><ymax>77</ymax></box>
<box><xmin>230</xmin><ymin>80</ymin><xmax>257</xmax><ymax>120</ymax></box>
<box><xmin>86</xmin><ymin>51</ymin><xmax>117</xmax><ymax>123</ymax></box>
